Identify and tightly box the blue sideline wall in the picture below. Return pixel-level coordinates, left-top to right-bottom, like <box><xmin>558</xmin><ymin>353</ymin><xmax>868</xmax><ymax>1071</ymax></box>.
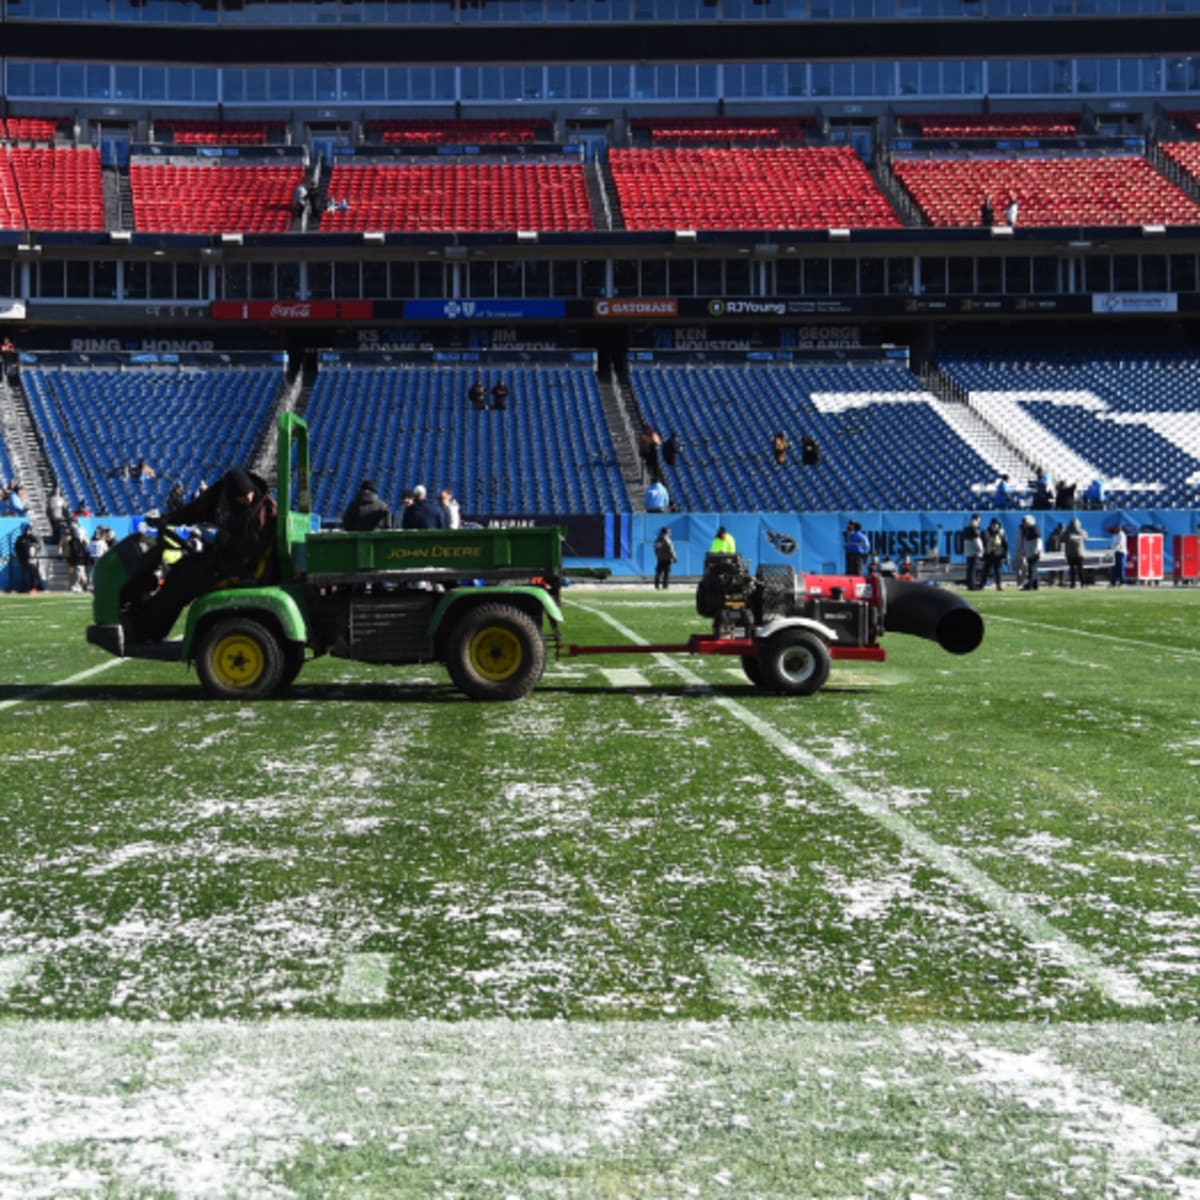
<box><xmin>570</xmin><ymin>511</ymin><xmax>1200</xmax><ymax>579</ymax></box>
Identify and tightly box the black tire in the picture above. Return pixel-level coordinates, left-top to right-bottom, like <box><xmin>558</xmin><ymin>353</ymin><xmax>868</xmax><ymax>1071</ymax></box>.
<box><xmin>195</xmin><ymin>617</ymin><xmax>285</xmax><ymax>700</ymax></box>
<box><xmin>445</xmin><ymin>603</ymin><xmax>546</xmax><ymax>701</ymax></box>
<box><xmin>759</xmin><ymin>629</ymin><xmax>831</xmax><ymax>697</ymax></box>
<box><xmin>741</xmin><ymin>655</ymin><xmax>763</xmax><ymax>686</ymax></box>
<box><xmin>279</xmin><ymin>640</ymin><xmax>306</xmax><ymax>688</ymax></box>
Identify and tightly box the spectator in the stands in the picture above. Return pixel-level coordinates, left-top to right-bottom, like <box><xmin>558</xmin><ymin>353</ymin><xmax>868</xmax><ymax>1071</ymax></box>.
<box><xmin>638</xmin><ymin>424</ymin><xmax>661</xmax><ymax>481</ymax></box>
<box><xmin>342</xmin><ymin>479</ymin><xmax>391</xmax><ymax>531</ymax></box>
<box><xmin>1031</xmin><ymin>471</ymin><xmax>1054</xmax><ymax>511</ymax></box>
<box><xmin>661</xmin><ymin>432</ymin><xmax>680</xmax><ymax>470</ymax></box>
<box><xmin>980</xmin><ymin>194</ymin><xmax>994</xmax><ymax>227</ymax></box>
<box><xmin>5</xmin><ymin>481</ymin><xmax>26</xmax><ymax>518</ymax></box>
<box><xmin>772</xmin><ymin>431</ymin><xmax>790</xmax><ymax>466</ymax></box>
<box><xmin>1055</xmin><ymin>480</ymin><xmax>1076</xmax><ymax>510</ymax></box>
<box><xmin>645</xmin><ymin>477</ymin><xmax>670</xmax><ymax>513</ymax></box>
<box><xmin>165</xmin><ymin>481</ymin><xmax>186</xmax><ymax>518</ymax></box>
<box><xmin>801</xmin><ymin>434</ymin><xmax>821</xmax><ymax>467</ymax></box>
<box><xmin>1004</xmin><ymin>196</ymin><xmax>1019</xmax><ymax>226</ymax></box>
<box><xmin>993</xmin><ymin>474</ymin><xmax>1013</xmax><ymax>508</ymax></box>
<box><xmin>73</xmin><ymin>498</ymin><xmax>93</xmax><ymax>518</ymax></box>
<box><xmin>1083</xmin><ymin>478</ymin><xmax>1106</xmax><ymax>509</ymax></box>
<box><xmin>292</xmin><ymin>180</ymin><xmax>309</xmax><ymax>219</ymax></box>
<box><xmin>468</xmin><ymin>376</ymin><xmax>488</xmax><ymax>412</ymax></box>
<box><xmin>402</xmin><ymin>484</ymin><xmax>445</xmax><ymax>531</ymax></box>
<box><xmin>490</xmin><ymin>378</ymin><xmax>509</xmax><ymax>411</ymax></box>
<box><xmin>46</xmin><ymin>487</ymin><xmax>69</xmax><ymax>541</ymax></box>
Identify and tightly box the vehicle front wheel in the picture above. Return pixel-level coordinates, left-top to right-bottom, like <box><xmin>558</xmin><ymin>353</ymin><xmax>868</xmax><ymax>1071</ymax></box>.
<box><xmin>759</xmin><ymin>629</ymin><xmax>831</xmax><ymax>696</ymax></box>
<box><xmin>446</xmin><ymin>603</ymin><xmax>546</xmax><ymax>701</ymax></box>
<box><xmin>195</xmin><ymin>617</ymin><xmax>285</xmax><ymax>700</ymax></box>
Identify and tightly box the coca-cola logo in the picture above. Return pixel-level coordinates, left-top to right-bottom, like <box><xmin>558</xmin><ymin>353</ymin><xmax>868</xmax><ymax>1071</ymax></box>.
<box><xmin>270</xmin><ymin>303</ymin><xmax>312</xmax><ymax>319</ymax></box>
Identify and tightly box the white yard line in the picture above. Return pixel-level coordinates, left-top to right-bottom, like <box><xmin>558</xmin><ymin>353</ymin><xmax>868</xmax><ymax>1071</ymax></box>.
<box><xmin>335</xmin><ymin>953</ymin><xmax>392</xmax><ymax>1006</ymax></box>
<box><xmin>989</xmin><ymin>613</ymin><xmax>1200</xmax><ymax>659</ymax></box>
<box><xmin>0</xmin><ymin>658</ymin><xmax>127</xmax><ymax>713</ymax></box>
<box><xmin>575</xmin><ymin>602</ymin><xmax>1158</xmax><ymax>1011</ymax></box>
<box><xmin>599</xmin><ymin>667</ymin><xmax>651</xmax><ymax>689</ymax></box>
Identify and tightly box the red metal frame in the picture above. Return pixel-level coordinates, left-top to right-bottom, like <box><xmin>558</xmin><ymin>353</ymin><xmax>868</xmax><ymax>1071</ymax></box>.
<box><xmin>564</xmin><ymin>635</ymin><xmax>886</xmax><ymax>663</ymax></box>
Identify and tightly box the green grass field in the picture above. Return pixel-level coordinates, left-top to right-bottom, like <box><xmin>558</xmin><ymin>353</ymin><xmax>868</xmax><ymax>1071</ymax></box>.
<box><xmin>1</xmin><ymin>585</ymin><xmax>1198</xmax><ymax>1198</ymax></box>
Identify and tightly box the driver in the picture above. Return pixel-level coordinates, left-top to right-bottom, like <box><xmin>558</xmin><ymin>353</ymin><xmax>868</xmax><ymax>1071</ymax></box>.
<box><xmin>125</xmin><ymin>468</ymin><xmax>278</xmax><ymax>644</ymax></box>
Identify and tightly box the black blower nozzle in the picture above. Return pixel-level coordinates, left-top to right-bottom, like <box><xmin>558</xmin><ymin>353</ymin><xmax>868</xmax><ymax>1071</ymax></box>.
<box><xmin>882</xmin><ymin>577</ymin><xmax>985</xmax><ymax>655</ymax></box>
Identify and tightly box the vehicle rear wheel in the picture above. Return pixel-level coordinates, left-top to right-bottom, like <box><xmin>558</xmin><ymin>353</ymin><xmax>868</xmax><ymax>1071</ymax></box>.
<box><xmin>195</xmin><ymin>617</ymin><xmax>284</xmax><ymax>700</ymax></box>
<box><xmin>741</xmin><ymin>655</ymin><xmax>763</xmax><ymax>686</ymax></box>
<box><xmin>446</xmin><ymin>603</ymin><xmax>546</xmax><ymax>701</ymax></box>
<box><xmin>759</xmin><ymin>629</ymin><xmax>831</xmax><ymax>696</ymax></box>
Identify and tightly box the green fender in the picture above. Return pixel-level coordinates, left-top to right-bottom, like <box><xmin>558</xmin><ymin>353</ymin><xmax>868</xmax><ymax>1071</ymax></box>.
<box><xmin>181</xmin><ymin>584</ymin><xmax>309</xmax><ymax>658</ymax></box>
<box><xmin>428</xmin><ymin>586</ymin><xmax>564</xmax><ymax>638</ymax></box>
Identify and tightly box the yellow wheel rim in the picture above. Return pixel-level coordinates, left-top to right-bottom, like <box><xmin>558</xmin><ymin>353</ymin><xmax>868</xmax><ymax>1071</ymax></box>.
<box><xmin>211</xmin><ymin>633</ymin><xmax>266</xmax><ymax>690</ymax></box>
<box><xmin>468</xmin><ymin>626</ymin><xmax>523</xmax><ymax>682</ymax></box>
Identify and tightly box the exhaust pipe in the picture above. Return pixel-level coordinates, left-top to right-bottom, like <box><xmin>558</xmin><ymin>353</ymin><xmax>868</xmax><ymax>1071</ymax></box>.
<box><xmin>882</xmin><ymin>578</ymin><xmax>984</xmax><ymax>655</ymax></box>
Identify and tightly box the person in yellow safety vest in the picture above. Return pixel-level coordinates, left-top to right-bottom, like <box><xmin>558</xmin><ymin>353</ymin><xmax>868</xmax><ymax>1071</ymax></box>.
<box><xmin>710</xmin><ymin>526</ymin><xmax>736</xmax><ymax>554</ymax></box>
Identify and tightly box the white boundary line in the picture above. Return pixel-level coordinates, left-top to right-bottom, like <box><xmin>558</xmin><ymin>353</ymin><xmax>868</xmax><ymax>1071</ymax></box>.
<box><xmin>988</xmin><ymin>613</ymin><xmax>1200</xmax><ymax>659</ymax></box>
<box><xmin>574</xmin><ymin>601</ymin><xmax>1158</xmax><ymax>1011</ymax></box>
<box><xmin>0</xmin><ymin>658</ymin><xmax>127</xmax><ymax>713</ymax></box>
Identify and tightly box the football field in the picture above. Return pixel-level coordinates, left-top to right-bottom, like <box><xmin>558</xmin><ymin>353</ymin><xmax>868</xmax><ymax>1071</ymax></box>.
<box><xmin>1</xmin><ymin>586</ymin><xmax>1198</xmax><ymax>1198</ymax></box>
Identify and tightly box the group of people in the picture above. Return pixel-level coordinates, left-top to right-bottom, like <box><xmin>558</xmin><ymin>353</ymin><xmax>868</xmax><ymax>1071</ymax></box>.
<box><xmin>993</xmin><ymin>471</ymin><xmax>1106</xmax><ymax>512</ymax></box>
<box><xmin>9</xmin><ymin>520</ymin><xmax>118</xmax><ymax>594</ymax></box>
<box><xmin>980</xmin><ymin>194</ymin><xmax>1019</xmax><ymax>227</ymax></box>
<box><xmin>963</xmin><ymin>512</ymin><xmax>1127</xmax><ymax>589</ymax></box>
<box><xmin>772</xmin><ymin>431</ymin><xmax>820</xmax><ymax>469</ymax></box>
<box><xmin>468</xmin><ymin>377</ymin><xmax>510</xmax><ymax>413</ymax></box>
<box><xmin>342</xmin><ymin>480</ymin><xmax>461</xmax><ymax>532</ymax></box>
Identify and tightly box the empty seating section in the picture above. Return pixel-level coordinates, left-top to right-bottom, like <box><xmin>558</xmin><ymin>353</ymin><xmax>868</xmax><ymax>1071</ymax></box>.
<box><xmin>1159</xmin><ymin>141</ymin><xmax>1200</xmax><ymax>187</ymax></box>
<box><xmin>934</xmin><ymin>353</ymin><xmax>1200</xmax><ymax>508</ymax></box>
<box><xmin>631</xmin><ymin>116</ymin><xmax>812</xmax><ymax>145</ymax></box>
<box><xmin>899</xmin><ymin>113</ymin><xmax>1081</xmax><ymax>139</ymax></box>
<box><xmin>304</xmin><ymin>365</ymin><xmax>628</xmax><ymax>517</ymax></box>
<box><xmin>1170</xmin><ymin>112</ymin><xmax>1200</xmax><ymax>134</ymax></box>
<box><xmin>21</xmin><ymin>364</ymin><xmax>282</xmax><ymax>516</ymax></box>
<box><xmin>628</xmin><ymin>362</ymin><xmax>995</xmax><ymax>512</ymax></box>
<box><xmin>0</xmin><ymin>147</ymin><xmax>105</xmax><ymax>231</ymax></box>
<box><xmin>364</xmin><ymin>119</ymin><xmax>550</xmax><ymax>145</ymax></box>
<box><xmin>154</xmin><ymin>120</ymin><xmax>288</xmax><ymax>146</ymax></box>
<box><xmin>608</xmin><ymin>147</ymin><xmax>901</xmax><ymax>231</ymax></box>
<box><xmin>891</xmin><ymin>154</ymin><xmax>1200</xmax><ymax>227</ymax></box>
<box><xmin>319</xmin><ymin>162</ymin><xmax>593</xmax><ymax>232</ymax></box>
<box><xmin>3</xmin><ymin>116</ymin><xmax>66</xmax><ymax>143</ymax></box>
<box><xmin>130</xmin><ymin>162</ymin><xmax>305</xmax><ymax>233</ymax></box>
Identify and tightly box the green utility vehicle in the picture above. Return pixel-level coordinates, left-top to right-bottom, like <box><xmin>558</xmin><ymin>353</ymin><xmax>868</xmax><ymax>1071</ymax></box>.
<box><xmin>87</xmin><ymin>413</ymin><xmax>564</xmax><ymax>701</ymax></box>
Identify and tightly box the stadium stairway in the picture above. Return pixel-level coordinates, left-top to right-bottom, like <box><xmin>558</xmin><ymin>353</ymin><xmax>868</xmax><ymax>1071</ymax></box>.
<box><xmin>0</xmin><ymin>371</ymin><xmax>56</xmax><ymax>537</ymax></box>
<box><xmin>597</xmin><ymin>363</ymin><xmax>645</xmax><ymax>501</ymax></box>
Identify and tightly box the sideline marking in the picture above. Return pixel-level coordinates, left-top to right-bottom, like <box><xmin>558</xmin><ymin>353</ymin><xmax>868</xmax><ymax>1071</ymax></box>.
<box><xmin>0</xmin><ymin>657</ymin><xmax>127</xmax><ymax>713</ymax></box>
<box><xmin>989</xmin><ymin>613</ymin><xmax>1200</xmax><ymax>659</ymax></box>
<box><xmin>0</xmin><ymin>954</ymin><xmax>38</xmax><ymax>1001</ymax></box>
<box><xmin>336</xmin><ymin>953</ymin><xmax>392</xmax><ymax>1006</ymax></box>
<box><xmin>576</xmin><ymin>602</ymin><xmax>1158</xmax><ymax>1011</ymax></box>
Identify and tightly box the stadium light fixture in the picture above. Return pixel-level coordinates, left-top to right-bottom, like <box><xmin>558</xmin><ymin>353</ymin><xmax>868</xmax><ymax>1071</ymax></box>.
<box><xmin>1141</xmin><ymin>224</ymin><xmax>1166</xmax><ymax>237</ymax></box>
<box><xmin>109</xmin><ymin>230</ymin><xmax>132</xmax><ymax>243</ymax></box>
<box><xmin>674</xmin><ymin>229</ymin><xmax>697</xmax><ymax>242</ymax></box>
<box><xmin>827</xmin><ymin>228</ymin><xmax>850</xmax><ymax>241</ymax></box>
<box><xmin>517</xmin><ymin>230</ymin><xmax>539</xmax><ymax>243</ymax></box>
<box><xmin>220</xmin><ymin>232</ymin><xmax>244</xmax><ymax>246</ymax></box>
<box><xmin>990</xmin><ymin>225</ymin><xmax>1013</xmax><ymax>238</ymax></box>
<box><xmin>363</xmin><ymin>231</ymin><xmax>386</xmax><ymax>244</ymax></box>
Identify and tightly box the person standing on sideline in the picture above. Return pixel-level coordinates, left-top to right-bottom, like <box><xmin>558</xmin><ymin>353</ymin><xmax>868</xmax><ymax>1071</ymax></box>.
<box><xmin>980</xmin><ymin>518</ymin><xmax>1009</xmax><ymax>589</ymax></box>
<box><xmin>342</xmin><ymin>479</ymin><xmax>391</xmax><ymax>531</ymax></box>
<box><xmin>709</xmin><ymin>526</ymin><xmax>736</xmax><ymax>555</ymax></box>
<box><xmin>1019</xmin><ymin>515</ymin><xmax>1043</xmax><ymax>590</ymax></box>
<box><xmin>1110</xmin><ymin>525</ymin><xmax>1128</xmax><ymax>586</ymax></box>
<box><xmin>438</xmin><ymin>488</ymin><xmax>461</xmax><ymax>530</ymax></box>
<box><xmin>1064</xmin><ymin>517</ymin><xmax>1087</xmax><ymax>588</ymax></box>
<box><xmin>843</xmin><ymin>520</ymin><xmax>870</xmax><ymax>576</ymax></box>
<box><xmin>653</xmin><ymin>526</ymin><xmax>677</xmax><ymax>590</ymax></box>
<box><xmin>962</xmin><ymin>513</ymin><xmax>985</xmax><ymax>591</ymax></box>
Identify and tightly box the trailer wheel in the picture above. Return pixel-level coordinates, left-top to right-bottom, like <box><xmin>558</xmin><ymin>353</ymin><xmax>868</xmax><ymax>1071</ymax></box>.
<box><xmin>195</xmin><ymin>617</ymin><xmax>285</xmax><ymax>700</ymax></box>
<box><xmin>446</xmin><ymin>603</ymin><xmax>546</xmax><ymax>701</ymax></box>
<box><xmin>760</xmin><ymin>629</ymin><xmax>831</xmax><ymax>696</ymax></box>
